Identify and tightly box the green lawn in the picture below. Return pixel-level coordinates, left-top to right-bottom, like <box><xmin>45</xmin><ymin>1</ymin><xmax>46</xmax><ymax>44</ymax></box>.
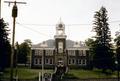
<box><xmin>3</xmin><ymin>67</ymin><xmax>53</xmax><ymax>79</ymax></box>
<box><xmin>64</xmin><ymin>69</ymin><xmax>117</xmax><ymax>79</ymax></box>
<box><xmin>2</xmin><ymin>67</ymin><xmax>118</xmax><ymax>79</ymax></box>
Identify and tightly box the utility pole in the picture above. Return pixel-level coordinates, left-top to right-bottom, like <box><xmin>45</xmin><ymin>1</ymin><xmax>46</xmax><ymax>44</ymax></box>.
<box><xmin>4</xmin><ymin>1</ymin><xmax>26</xmax><ymax>81</ymax></box>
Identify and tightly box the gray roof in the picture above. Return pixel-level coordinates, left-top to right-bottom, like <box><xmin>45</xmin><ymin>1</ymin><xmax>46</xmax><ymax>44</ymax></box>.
<box><xmin>32</xmin><ymin>39</ymin><xmax>87</xmax><ymax>48</ymax></box>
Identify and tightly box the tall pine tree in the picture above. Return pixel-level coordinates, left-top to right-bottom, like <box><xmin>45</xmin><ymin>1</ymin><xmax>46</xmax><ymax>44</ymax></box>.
<box><xmin>0</xmin><ymin>18</ymin><xmax>11</xmax><ymax>72</ymax></box>
<box><xmin>93</xmin><ymin>7</ymin><xmax>114</xmax><ymax>72</ymax></box>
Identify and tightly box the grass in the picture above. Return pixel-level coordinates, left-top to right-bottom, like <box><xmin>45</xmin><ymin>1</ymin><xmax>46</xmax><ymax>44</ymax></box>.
<box><xmin>64</xmin><ymin>69</ymin><xmax>117</xmax><ymax>79</ymax></box>
<box><xmin>2</xmin><ymin>67</ymin><xmax>118</xmax><ymax>79</ymax></box>
<box><xmin>2</xmin><ymin>67</ymin><xmax>53</xmax><ymax>79</ymax></box>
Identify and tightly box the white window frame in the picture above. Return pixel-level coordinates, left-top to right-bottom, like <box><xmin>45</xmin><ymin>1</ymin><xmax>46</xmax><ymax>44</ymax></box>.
<box><xmin>39</xmin><ymin>58</ymin><xmax>42</xmax><ymax>64</ymax></box>
<box><xmin>78</xmin><ymin>59</ymin><xmax>82</xmax><ymax>65</ymax></box>
<box><xmin>78</xmin><ymin>50</ymin><xmax>83</xmax><ymax>56</ymax></box>
<box><xmin>34</xmin><ymin>58</ymin><xmax>38</xmax><ymax>65</ymax></box>
<box><xmin>68</xmin><ymin>50</ymin><xmax>75</xmax><ymax>56</ymax></box>
<box><xmin>68</xmin><ymin>58</ymin><xmax>76</xmax><ymax>65</ymax></box>
<box><xmin>45</xmin><ymin>58</ymin><xmax>49</xmax><ymax>64</ymax></box>
<box><xmin>68</xmin><ymin>59</ymin><xmax>71</xmax><ymax>64</ymax></box>
<box><xmin>72</xmin><ymin>59</ymin><xmax>75</xmax><ymax>64</ymax></box>
<box><xmin>45</xmin><ymin>50</ymin><xmax>53</xmax><ymax>56</ymax></box>
<box><xmin>83</xmin><ymin>50</ymin><xmax>86</xmax><ymax>56</ymax></box>
<box><xmin>49</xmin><ymin>58</ymin><xmax>53</xmax><ymax>64</ymax></box>
<box><xmin>45</xmin><ymin>58</ymin><xmax>53</xmax><ymax>65</ymax></box>
<box><xmin>82</xmin><ymin>59</ymin><xmax>86</xmax><ymax>65</ymax></box>
<box><xmin>35</xmin><ymin>50</ymin><xmax>43</xmax><ymax>56</ymax></box>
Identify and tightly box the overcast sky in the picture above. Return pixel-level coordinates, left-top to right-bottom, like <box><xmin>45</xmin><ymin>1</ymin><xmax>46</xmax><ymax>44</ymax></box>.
<box><xmin>1</xmin><ymin>0</ymin><xmax>120</xmax><ymax>44</ymax></box>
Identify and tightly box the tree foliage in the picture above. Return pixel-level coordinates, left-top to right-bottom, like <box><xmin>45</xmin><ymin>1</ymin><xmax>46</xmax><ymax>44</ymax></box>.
<box><xmin>17</xmin><ymin>39</ymin><xmax>31</xmax><ymax>65</ymax></box>
<box><xmin>114</xmin><ymin>35</ymin><xmax>120</xmax><ymax>69</ymax></box>
<box><xmin>85</xmin><ymin>38</ymin><xmax>96</xmax><ymax>69</ymax></box>
<box><xmin>85</xmin><ymin>38</ymin><xmax>96</xmax><ymax>60</ymax></box>
<box><xmin>92</xmin><ymin>7</ymin><xmax>114</xmax><ymax>71</ymax></box>
<box><xmin>0</xmin><ymin>19</ymin><xmax>11</xmax><ymax>72</ymax></box>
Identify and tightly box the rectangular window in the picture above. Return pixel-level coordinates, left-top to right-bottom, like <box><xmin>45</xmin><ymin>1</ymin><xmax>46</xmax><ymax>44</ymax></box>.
<box><xmin>45</xmin><ymin>50</ymin><xmax>53</xmax><ymax>56</ymax></box>
<box><xmin>39</xmin><ymin>58</ymin><xmax>42</xmax><ymax>64</ymax></box>
<box><xmin>35</xmin><ymin>50</ymin><xmax>43</xmax><ymax>56</ymax></box>
<box><xmin>45</xmin><ymin>58</ymin><xmax>53</xmax><ymax>65</ymax></box>
<box><xmin>79</xmin><ymin>50</ymin><xmax>83</xmax><ymax>56</ymax></box>
<box><xmin>72</xmin><ymin>59</ymin><xmax>75</xmax><ymax>64</ymax></box>
<box><xmin>68</xmin><ymin>59</ymin><xmax>75</xmax><ymax>65</ymax></box>
<box><xmin>50</xmin><ymin>59</ymin><xmax>53</xmax><ymax>64</ymax></box>
<box><xmin>39</xmin><ymin>50</ymin><xmax>43</xmax><ymax>55</ymax></box>
<box><xmin>78</xmin><ymin>59</ymin><xmax>82</xmax><ymax>65</ymax></box>
<box><xmin>68</xmin><ymin>59</ymin><xmax>71</xmax><ymax>64</ymax></box>
<box><xmin>82</xmin><ymin>59</ymin><xmax>86</xmax><ymax>65</ymax></box>
<box><xmin>34</xmin><ymin>50</ymin><xmax>38</xmax><ymax>55</ymax></box>
<box><xmin>68</xmin><ymin>50</ymin><xmax>75</xmax><ymax>56</ymax></box>
<box><xmin>83</xmin><ymin>50</ymin><xmax>86</xmax><ymax>56</ymax></box>
<box><xmin>34</xmin><ymin>58</ymin><xmax>38</xmax><ymax>65</ymax></box>
<box><xmin>45</xmin><ymin>58</ymin><xmax>49</xmax><ymax>64</ymax></box>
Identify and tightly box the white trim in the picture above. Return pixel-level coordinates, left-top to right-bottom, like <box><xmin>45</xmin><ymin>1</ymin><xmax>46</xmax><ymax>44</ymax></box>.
<box><xmin>78</xmin><ymin>50</ymin><xmax>83</xmax><ymax>56</ymax></box>
<box><xmin>68</xmin><ymin>50</ymin><xmax>75</xmax><ymax>56</ymax></box>
<box><xmin>83</xmin><ymin>50</ymin><xmax>86</xmax><ymax>56</ymax></box>
<box><xmin>77</xmin><ymin>59</ymin><xmax>86</xmax><ymax>65</ymax></box>
<box><xmin>67</xmin><ymin>47</ymin><xmax>89</xmax><ymax>50</ymax></box>
<box><xmin>45</xmin><ymin>50</ymin><xmax>53</xmax><ymax>56</ymax></box>
<box><xmin>78</xmin><ymin>59</ymin><xmax>82</xmax><ymax>65</ymax></box>
<box><xmin>34</xmin><ymin>50</ymin><xmax>43</xmax><ymax>56</ymax></box>
<box><xmin>45</xmin><ymin>58</ymin><xmax>53</xmax><ymax>65</ymax></box>
<box><xmin>34</xmin><ymin>58</ymin><xmax>42</xmax><ymax>65</ymax></box>
<box><xmin>32</xmin><ymin>48</ymin><xmax>55</xmax><ymax>50</ymax></box>
<box><xmin>82</xmin><ymin>59</ymin><xmax>86</xmax><ymax>65</ymax></box>
<box><xmin>54</xmin><ymin>35</ymin><xmax>67</xmax><ymax>38</ymax></box>
<box><xmin>68</xmin><ymin>58</ymin><xmax>76</xmax><ymax>65</ymax></box>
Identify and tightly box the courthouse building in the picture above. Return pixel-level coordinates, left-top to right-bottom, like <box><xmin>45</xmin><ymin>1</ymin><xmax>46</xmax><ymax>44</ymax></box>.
<box><xmin>31</xmin><ymin>21</ymin><xmax>90</xmax><ymax>68</ymax></box>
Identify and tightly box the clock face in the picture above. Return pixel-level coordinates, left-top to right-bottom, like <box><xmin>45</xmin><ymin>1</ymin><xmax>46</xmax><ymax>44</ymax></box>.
<box><xmin>59</xmin><ymin>24</ymin><xmax>63</xmax><ymax>28</ymax></box>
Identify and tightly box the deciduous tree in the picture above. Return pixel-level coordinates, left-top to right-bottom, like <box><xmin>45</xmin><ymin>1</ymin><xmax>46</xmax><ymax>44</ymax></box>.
<box><xmin>17</xmin><ymin>40</ymin><xmax>31</xmax><ymax>66</ymax></box>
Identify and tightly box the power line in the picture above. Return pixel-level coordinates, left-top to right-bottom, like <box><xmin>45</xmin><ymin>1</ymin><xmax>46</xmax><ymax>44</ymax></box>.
<box><xmin>109</xmin><ymin>20</ymin><xmax>120</xmax><ymax>23</ymax></box>
<box><xmin>16</xmin><ymin>22</ymin><xmax>92</xmax><ymax>26</ymax></box>
<box><xmin>16</xmin><ymin>20</ymin><xmax>120</xmax><ymax>27</ymax></box>
<box><xmin>16</xmin><ymin>22</ymin><xmax>52</xmax><ymax>37</ymax></box>
<box><xmin>17</xmin><ymin>23</ymin><xmax>55</xmax><ymax>26</ymax></box>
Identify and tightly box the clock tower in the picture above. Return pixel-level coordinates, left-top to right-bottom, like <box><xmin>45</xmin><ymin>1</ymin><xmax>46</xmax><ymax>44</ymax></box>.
<box><xmin>54</xmin><ymin>21</ymin><xmax>67</xmax><ymax>67</ymax></box>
